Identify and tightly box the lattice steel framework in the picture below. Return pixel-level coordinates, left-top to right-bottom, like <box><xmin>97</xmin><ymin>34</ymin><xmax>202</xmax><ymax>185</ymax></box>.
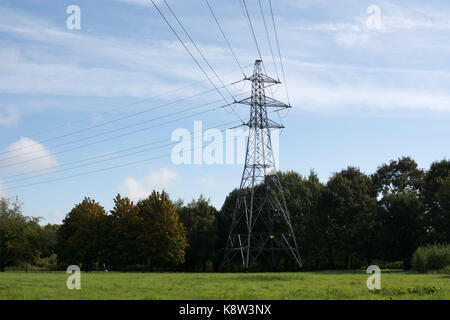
<box><xmin>222</xmin><ymin>60</ymin><xmax>302</xmax><ymax>271</ymax></box>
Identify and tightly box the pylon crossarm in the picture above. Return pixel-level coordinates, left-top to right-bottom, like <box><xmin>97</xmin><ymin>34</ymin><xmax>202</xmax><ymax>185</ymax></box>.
<box><xmin>235</xmin><ymin>96</ymin><xmax>290</xmax><ymax>109</ymax></box>
<box><xmin>245</xmin><ymin>73</ymin><xmax>279</xmax><ymax>84</ymax></box>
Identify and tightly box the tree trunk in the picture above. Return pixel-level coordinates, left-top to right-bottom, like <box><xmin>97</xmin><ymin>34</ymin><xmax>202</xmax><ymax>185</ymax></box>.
<box><xmin>327</xmin><ymin>245</ymin><xmax>335</xmax><ymax>269</ymax></box>
<box><xmin>0</xmin><ymin>265</ymin><xmax>5</xmax><ymax>272</ymax></box>
<box><xmin>347</xmin><ymin>255</ymin><xmax>352</xmax><ymax>270</ymax></box>
<box><xmin>202</xmin><ymin>259</ymin><xmax>206</xmax><ymax>273</ymax></box>
<box><xmin>403</xmin><ymin>258</ymin><xmax>412</xmax><ymax>270</ymax></box>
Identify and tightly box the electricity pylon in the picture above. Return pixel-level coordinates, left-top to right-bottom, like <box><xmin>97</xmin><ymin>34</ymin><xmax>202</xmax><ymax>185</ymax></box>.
<box><xmin>222</xmin><ymin>60</ymin><xmax>302</xmax><ymax>271</ymax></box>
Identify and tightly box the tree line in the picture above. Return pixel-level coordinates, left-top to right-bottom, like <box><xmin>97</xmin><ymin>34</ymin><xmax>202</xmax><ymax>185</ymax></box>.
<box><xmin>0</xmin><ymin>157</ymin><xmax>448</xmax><ymax>272</ymax></box>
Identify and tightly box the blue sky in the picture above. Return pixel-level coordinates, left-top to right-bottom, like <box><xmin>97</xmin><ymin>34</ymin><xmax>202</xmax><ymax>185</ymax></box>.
<box><xmin>0</xmin><ymin>0</ymin><xmax>449</xmax><ymax>224</ymax></box>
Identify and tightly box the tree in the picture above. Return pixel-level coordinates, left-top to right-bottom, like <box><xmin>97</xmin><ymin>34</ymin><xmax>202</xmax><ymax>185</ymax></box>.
<box><xmin>217</xmin><ymin>187</ymin><xmax>252</xmax><ymax>270</ymax></box>
<box><xmin>178</xmin><ymin>195</ymin><xmax>218</xmax><ymax>272</ymax></box>
<box><xmin>435</xmin><ymin>176</ymin><xmax>450</xmax><ymax>242</ymax></box>
<box><xmin>36</xmin><ymin>224</ymin><xmax>59</xmax><ymax>258</ymax></box>
<box><xmin>424</xmin><ymin>159</ymin><xmax>450</xmax><ymax>243</ymax></box>
<box><xmin>137</xmin><ymin>191</ymin><xmax>188</xmax><ymax>270</ymax></box>
<box><xmin>372</xmin><ymin>156</ymin><xmax>424</xmax><ymax>195</ymax></box>
<box><xmin>373</xmin><ymin>157</ymin><xmax>426</xmax><ymax>269</ymax></box>
<box><xmin>377</xmin><ymin>192</ymin><xmax>425</xmax><ymax>268</ymax></box>
<box><xmin>105</xmin><ymin>194</ymin><xmax>142</xmax><ymax>270</ymax></box>
<box><xmin>0</xmin><ymin>198</ymin><xmax>41</xmax><ymax>271</ymax></box>
<box><xmin>56</xmin><ymin>197</ymin><xmax>108</xmax><ymax>271</ymax></box>
<box><xmin>274</xmin><ymin>171</ymin><xmax>327</xmax><ymax>269</ymax></box>
<box><xmin>320</xmin><ymin>167</ymin><xmax>377</xmax><ymax>269</ymax></box>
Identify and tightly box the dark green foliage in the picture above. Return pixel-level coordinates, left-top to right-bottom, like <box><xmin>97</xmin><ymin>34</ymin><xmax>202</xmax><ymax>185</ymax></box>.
<box><xmin>376</xmin><ymin>192</ymin><xmax>425</xmax><ymax>269</ymax></box>
<box><xmin>217</xmin><ymin>188</ymin><xmax>241</xmax><ymax>270</ymax></box>
<box><xmin>177</xmin><ymin>195</ymin><xmax>218</xmax><ymax>271</ymax></box>
<box><xmin>423</xmin><ymin>160</ymin><xmax>450</xmax><ymax>243</ymax></box>
<box><xmin>0</xmin><ymin>198</ymin><xmax>41</xmax><ymax>271</ymax></box>
<box><xmin>56</xmin><ymin>197</ymin><xmax>108</xmax><ymax>271</ymax></box>
<box><xmin>3</xmin><ymin>156</ymin><xmax>450</xmax><ymax>272</ymax></box>
<box><xmin>136</xmin><ymin>191</ymin><xmax>188</xmax><ymax>269</ymax></box>
<box><xmin>275</xmin><ymin>171</ymin><xmax>327</xmax><ymax>269</ymax></box>
<box><xmin>373</xmin><ymin>157</ymin><xmax>427</xmax><ymax>269</ymax></box>
<box><xmin>320</xmin><ymin>167</ymin><xmax>377</xmax><ymax>269</ymax></box>
<box><xmin>36</xmin><ymin>224</ymin><xmax>59</xmax><ymax>258</ymax></box>
<box><xmin>412</xmin><ymin>244</ymin><xmax>450</xmax><ymax>273</ymax></box>
<box><xmin>105</xmin><ymin>194</ymin><xmax>142</xmax><ymax>270</ymax></box>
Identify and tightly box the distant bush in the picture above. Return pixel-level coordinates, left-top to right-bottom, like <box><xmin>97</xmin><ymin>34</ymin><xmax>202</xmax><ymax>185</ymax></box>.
<box><xmin>370</xmin><ymin>260</ymin><xmax>404</xmax><ymax>270</ymax></box>
<box><xmin>412</xmin><ymin>244</ymin><xmax>450</xmax><ymax>273</ymax></box>
<box><xmin>442</xmin><ymin>265</ymin><xmax>450</xmax><ymax>274</ymax></box>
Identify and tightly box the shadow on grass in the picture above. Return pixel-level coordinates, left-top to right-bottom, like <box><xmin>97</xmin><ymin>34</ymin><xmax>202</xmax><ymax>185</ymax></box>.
<box><xmin>303</xmin><ymin>269</ymin><xmax>405</xmax><ymax>275</ymax></box>
<box><xmin>220</xmin><ymin>274</ymin><xmax>305</xmax><ymax>282</ymax></box>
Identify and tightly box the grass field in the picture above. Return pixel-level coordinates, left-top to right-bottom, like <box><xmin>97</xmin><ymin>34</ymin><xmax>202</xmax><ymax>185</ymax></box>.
<box><xmin>0</xmin><ymin>270</ymin><xmax>448</xmax><ymax>300</ymax></box>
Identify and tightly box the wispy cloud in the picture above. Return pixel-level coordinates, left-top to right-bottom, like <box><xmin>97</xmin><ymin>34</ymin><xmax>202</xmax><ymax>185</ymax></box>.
<box><xmin>288</xmin><ymin>79</ymin><xmax>450</xmax><ymax>113</ymax></box>
<box><xmin>0</xmin><ymin>6</ymin><xmax>236</xmax><ymax>99</ymax></box>
<box><xmin>113</xmin><ymin>0</ymin><xmax>158</xmax><ymax>7</ymax></box>
<box><xmin>0</xmin><ymin>107</ymin><xmax>20</xmax><ymax>127</ymax></box>
<box><xmin>0</xmin><ymin>180</ymin><xmax>8</xmax><ymax>199</ymax></box>
<box><xmin>295</xmin><ymin>2</ymin><xmax>450</xmax><ymax>48</ymax></box>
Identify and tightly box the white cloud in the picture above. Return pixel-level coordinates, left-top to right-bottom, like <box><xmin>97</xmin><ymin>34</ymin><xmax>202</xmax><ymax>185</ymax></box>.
<box><xmin>0</xmin><ymin>137</ymin><xmax>59</xmax><ymax>174</ymax></box>
<box><xmin>120</xmin><ymin>168</ymin><xmax>179</xmax><ymax>201</ymax></box>
<box><xmin>50</xmin><ymin>209</ymin><xmax>64</xmax><ymax>220</ymax></box>
<box><xmin>0</xmin><ymin>107</ymin><xmax>20</xmax><ymax>127</ymax></box>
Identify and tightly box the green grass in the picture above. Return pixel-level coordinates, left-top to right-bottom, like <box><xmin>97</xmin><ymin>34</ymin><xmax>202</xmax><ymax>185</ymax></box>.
<box><xmin>0</xmin><ymin>270</ymin><xmax>448</xmax><ymax>300</ymax></box>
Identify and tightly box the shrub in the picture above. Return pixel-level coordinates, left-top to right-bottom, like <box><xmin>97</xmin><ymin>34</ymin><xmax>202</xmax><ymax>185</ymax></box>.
<box><xmin>412</xmin><ymin>244</ymin><xmax>450</xmax><ymax>273</ymax></box>
<box><xmin>441</xmin><ymin>265</ymin><xmax>450</xmax><ymax>274</ymax></box>
<box><xmin>412</xmin><ymin>247</ymin><xmax>427</xmax><ymax>273</ymax></box>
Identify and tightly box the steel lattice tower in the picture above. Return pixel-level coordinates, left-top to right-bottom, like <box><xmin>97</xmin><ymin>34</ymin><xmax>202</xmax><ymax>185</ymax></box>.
<box><xmin>222</xmin><ymin>60</ymin><xmax>302</xmax><ymax>271</ymax></box>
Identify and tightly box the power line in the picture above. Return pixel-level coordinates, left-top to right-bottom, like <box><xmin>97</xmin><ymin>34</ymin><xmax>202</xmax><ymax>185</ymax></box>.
<box><xmin>150</xmin><ymin>0</ymin><xmax>230</xmax><ymax>105</ymax></box>
<box><xmin>4</xmin><ymin>110</ymin><xmax>284</xmax><ymax>186</ymax></box>
<box><xmin>4</xmin><ymin>121</ymin><xmax>239</xmax><ymax>185</ymax></box>
<box><xmin>0</xmin><ymin>79</ymin><xmax>244</xmax><ymax>158</ymax></box>
<box><xmin>0</xmin><ymin>96</ymin><xmax>223</xmax><ymax>163</ymax></box>
<box><xmin>0</xmin><ymin>65</ymin><xmax>248</xmax><ymax>148</ymax></box>
<box><xmin>268</xmin><ymin>0</ymin><xmax>291</xmax><ymax>106</ymax></box>
<box><xmin>239</xmin><ymin>0</ymin><xmax>278</xmax><ymax>103</ymax></box>
<box><xmin>204</xmin><ymin>0</ymin><xmax>246</xmax><ymax>77</ymax></box>
<box><xmin>155</xmin><ymin>0</ymin><xmax>245</xmax><ymax>124</ymax></box>
<box><xmin>7</xmin><ymin>127</ymin><xmax>245</xmax><ymax>190</ymax></box>
<box><xmin>162</xmin><ymin>0</ymin><xmax>236</xmax><ymax>103</ymax></box>
<box><xmin>241</xmin><ymin>0</ymin><xmax>263</xmax><ymax>61</ymax></box>
<box><xmin>0</xmin><ymin>93</ymin><xmax>248</xmax><ymax>170</ymax></box>
<box><xmin>258</xmin><ymin>0</ymin><xmax>279</xmax><ymax>81</ymax></box>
